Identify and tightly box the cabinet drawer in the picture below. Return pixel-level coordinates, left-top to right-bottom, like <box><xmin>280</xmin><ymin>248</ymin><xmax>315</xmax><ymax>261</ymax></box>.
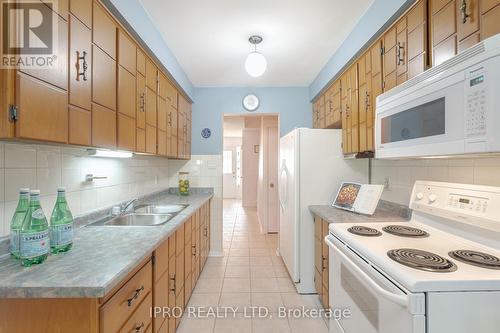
<box><xmin>69</xmin><ymin>105</ymin><xmax>91</xmax><ymax>145</ymax></box>
<box><xmin>69</xmin><ymin>15</ymin><xmax>91</xmax><ymax>110</ymax></box>
<box><xmin>92</xmin><ymin>103</ymin><xmax>116</xmax><ymax>149</ymax></box>
<box><xmin>118</xmin><ymin>66</ymin><xmax>136</xmax><ymax>118</ymax></box>
<box><xmin>101</xmin><ymin>261</ymin><xmax>152</xmax><ymax>333</ymax></box>
<box><xmin>70</xmin><ymin>0</ymin><xmax>92</xmax><ymax>28</ymax></box>
<box><xmin>92</xmin><ymin>45</ymin><xmax>116</xmax><ymax>110</ymax></box>
<box><xmin>118</xmin><ymin>292</ymin><xmax>152</xmax><ymax>333</ymax></box>
<box><xmin>93</xmin><ymin>1</ymin><xmax>116</xmax><ymax>59</ymax></box>
<box><xmin>154</xmin><ymin>239</ymin><xmax>169</xmax><ymax>280</ymax></box>
<box><xmin>117</xmin><ymin>113</ymin><xmax>136</xmax><ymax>151</ymax></box>
<box><xmin>16</xmin><ymin>73</ymin><xmax>68</xmax><ymax>143</ymax></box>
<box><xmin>119</xmin><ymin>30</ymin><xmax>137</xmax><ymax>74</ymax></box>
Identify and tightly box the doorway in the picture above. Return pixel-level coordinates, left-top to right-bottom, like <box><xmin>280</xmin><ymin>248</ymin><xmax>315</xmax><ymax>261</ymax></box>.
<box><xmin>222</xmin><ymin>114</ymin><xmax>280</xmax><ymax>234</ymax></box>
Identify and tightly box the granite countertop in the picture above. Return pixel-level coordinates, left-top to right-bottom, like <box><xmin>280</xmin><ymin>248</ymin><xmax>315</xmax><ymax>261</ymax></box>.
<box><xmin>309</xmin><ymin>200</ymin><xmax>411</xmax><ymax>224</ymax></box>
<box><xmin>0</xmin><ymin>189</ymin><xmax>213</xmax><ymax>299</ymax></box>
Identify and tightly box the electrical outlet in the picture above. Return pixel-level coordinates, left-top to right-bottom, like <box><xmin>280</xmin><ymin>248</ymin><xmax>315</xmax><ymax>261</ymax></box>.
<box><xmin>384</xmin><ymin>177</ymin><xmax>391</xmax><ymax>190</ymax></box>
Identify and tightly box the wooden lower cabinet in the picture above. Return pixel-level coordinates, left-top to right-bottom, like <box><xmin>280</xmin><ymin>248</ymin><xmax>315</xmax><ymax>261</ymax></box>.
<box><xmin>314</xmin><ymin>215</ymin><xmax>329</xmax><ymax>309</ymax></box>
<box><xmin>0</xmin><ymin>201</ymin><xmax>211</xmax><ymax>333</ymax></box>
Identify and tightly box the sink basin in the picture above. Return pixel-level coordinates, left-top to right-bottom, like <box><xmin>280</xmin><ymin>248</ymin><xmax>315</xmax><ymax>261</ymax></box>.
<box><xmin>87</xmin><ymin>213</ymin><xmax>174</xmax><ymax>227</ymax></box>
<box><xmin>134</xmin><ymin>204</ymin><xmax>189</xmax><ymax>214</ymax></box>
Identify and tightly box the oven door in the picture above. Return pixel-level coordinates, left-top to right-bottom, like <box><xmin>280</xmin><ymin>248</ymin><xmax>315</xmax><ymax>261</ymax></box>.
<box><xmin>326</xmin><ymin>235</ymin><xmax>426</xmax><ymax>333</ymax></box>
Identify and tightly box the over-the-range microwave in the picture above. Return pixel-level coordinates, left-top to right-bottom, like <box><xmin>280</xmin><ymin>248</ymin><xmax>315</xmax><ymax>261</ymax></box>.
<box><xmin>375</xmin><ymin>34</ymin><xmax>500</xmax><ymax>159</ymax></box>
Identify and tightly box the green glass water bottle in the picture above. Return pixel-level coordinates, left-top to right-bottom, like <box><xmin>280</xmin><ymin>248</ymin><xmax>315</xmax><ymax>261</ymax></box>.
<box><xmin>50</xmin><ymin>187</ymin><xmax>74</xmax><ymax>253</ymax></box>
<box><xmin>19</xmin><ymin>190</ymin><xmax>49</xmax><ymax>267</ymax></box>
<box><xmin>9</xmin><ymin>188</ymin><xmax>30</xmax><ymax>258</ymax></box>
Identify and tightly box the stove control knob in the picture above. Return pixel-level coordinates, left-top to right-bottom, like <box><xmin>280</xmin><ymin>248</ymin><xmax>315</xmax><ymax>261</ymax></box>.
<box><xmin>428</xmin><ymin>194</ymin><xmax>437</xmax><ymax>203</ymax></box>
<box><xmin>416</xmin><ymin>192</ymin><xmax>424</xmax><ymax>200</ymax></box>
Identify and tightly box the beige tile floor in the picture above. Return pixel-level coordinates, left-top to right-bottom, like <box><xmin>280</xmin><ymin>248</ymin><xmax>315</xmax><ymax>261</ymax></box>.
<box><xmin>177</xmin><ymin>199</ymin><xmax>329</xmax><ymax>333</ymax></box>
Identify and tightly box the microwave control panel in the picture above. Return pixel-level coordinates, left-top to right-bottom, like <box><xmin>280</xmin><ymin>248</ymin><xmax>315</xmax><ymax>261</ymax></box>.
<box><xmin>465</xmin><ymin>73</ymin><xmax>487</xmax><ymax>138</ymax></box>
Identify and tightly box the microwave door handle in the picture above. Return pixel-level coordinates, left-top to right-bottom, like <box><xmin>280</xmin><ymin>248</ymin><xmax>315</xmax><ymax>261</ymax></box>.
<box><xmin>325</xmin><ymin>236</ymin><xmax>409</xmax><ymax>308</ymax></box>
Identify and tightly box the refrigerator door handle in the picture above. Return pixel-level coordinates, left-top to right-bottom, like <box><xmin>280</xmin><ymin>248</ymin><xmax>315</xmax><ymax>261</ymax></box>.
<box><xmin>279</xmin><ymin>160</ymin><xmax>288</xmax><ymax>210</ymax></box>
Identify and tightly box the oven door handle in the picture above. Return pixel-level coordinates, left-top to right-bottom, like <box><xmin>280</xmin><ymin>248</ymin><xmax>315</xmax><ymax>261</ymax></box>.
<box><xmin>326</xmin><ymin>236</ymin><xmax>409</xmax><ymax>308</ymax></box>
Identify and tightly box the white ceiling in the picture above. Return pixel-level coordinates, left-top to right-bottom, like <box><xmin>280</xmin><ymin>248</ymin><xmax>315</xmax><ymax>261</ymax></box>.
<box><xmin>140</xmin><ymin>0</ymin><xmax>373</xmax><ymax>87</ymax></box>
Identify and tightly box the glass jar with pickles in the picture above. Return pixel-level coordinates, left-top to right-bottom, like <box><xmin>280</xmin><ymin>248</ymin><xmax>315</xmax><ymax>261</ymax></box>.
<box><xmin>178</xmin><ymin>172</ymin><xmax>190</xmax><ymax>196</ymax></box>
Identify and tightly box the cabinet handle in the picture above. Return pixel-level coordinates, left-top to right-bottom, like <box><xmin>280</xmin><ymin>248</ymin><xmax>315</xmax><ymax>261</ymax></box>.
<box><xmin>321</xmin><ymin>256</ymin><xmax>327</xmax><ymax>271</ymax></box>
<box><xmin>192</xmin><ymin>244</ymin><xmax>197</xmax><ymax>256</ymax></box>
<box><xmin>397</xmin><ymin>42</ymin><xmax>405</xmax><ymax>65</ymax></box>
<box><xmin>203</xmin><ymin>226</ymin><xmax>208</xmax><ymax>237</ymax></box>
<box><xmin>460</xmin><ymin>0</ymin><xmax>470</xmax><ymax>24</ymax></box>
<box><xmin>168</xmin><ymin>112</ymin><xmax>172</xmax><ymax>126</ymax></box>
<box><xmin>169</xmin><ymin>273</ymin><xmax>176</xmax><ymax>292</ymax></box>
<box><xmin>365</xmin><ymin>91</ymin><xmax>370</xmax><ymax>112</ymax></box>
<box><xmin>76</xmin><ymin>51</ymin><xmax>88</xmax><ymax>81</ymax></box>
<box><xmin>126</xmin><ymin>286</ymin><xmax>144</xmax><ymax>307</ymax></box>
<box><xmin>345</xmin><ymin>105</ymin><xmax>350</xmax><ymax>118</ymax></box>
<box><xmin>140</xmin><ymin>93</ymin><xmax>145</xmax><ymax>112</ymax></box>
<box><xmin>134</xmin><ymin>322</ymin><xmax>145</xmax><ymax>333</ymax></box>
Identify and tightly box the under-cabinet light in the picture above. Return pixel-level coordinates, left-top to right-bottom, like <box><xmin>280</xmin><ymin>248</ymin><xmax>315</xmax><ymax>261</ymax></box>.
<box><xmin>87</xmin><ymin>149</ymin><xmax>133</xmax><ymax>158</ymax></box>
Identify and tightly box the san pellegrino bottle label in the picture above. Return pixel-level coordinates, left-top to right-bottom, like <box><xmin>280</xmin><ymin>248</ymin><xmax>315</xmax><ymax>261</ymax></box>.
<box><xmin>10</xmin><ymin>231</ymin><xmax>20</xmax><ymax>254</ymax></box>
<box><xmin>20</xmin><ymin>230</ymin><xmax>49</xmax><ymax>259</ymax></box>
<box><xmin>50</xmin><ymin>224</ymin><xmax>73</xmax><ymax>247</ymax></box>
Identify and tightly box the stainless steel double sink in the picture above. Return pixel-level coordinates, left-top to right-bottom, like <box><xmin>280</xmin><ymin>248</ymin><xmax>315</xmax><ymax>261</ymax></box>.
<box><xmin>86</xmin><ymin>204</ymin><xmax>188</xmax><ymax>227</ymax></box>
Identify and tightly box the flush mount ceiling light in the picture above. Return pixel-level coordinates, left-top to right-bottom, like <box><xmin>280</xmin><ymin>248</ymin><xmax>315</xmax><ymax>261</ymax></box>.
<box><xmin>245</xmin><ymin>35</ymin><xmax>267</xmax><ymax>77</ymax></box>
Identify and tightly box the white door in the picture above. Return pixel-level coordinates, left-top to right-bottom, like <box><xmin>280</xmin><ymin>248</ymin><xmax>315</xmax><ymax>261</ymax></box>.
<box><xmin>267</xmin><ymin>127</ymin><xmax>279</xmax><ymax>233</ymax></box>
<box><xmin>223</xmin><ymin>148</ymin><xmax>237</xmax><ymax>199</ymax></box>
<box><xmin>242</xmin><ymin>128</ymin><xmax>260</xmax><ymax>207</ymax></box>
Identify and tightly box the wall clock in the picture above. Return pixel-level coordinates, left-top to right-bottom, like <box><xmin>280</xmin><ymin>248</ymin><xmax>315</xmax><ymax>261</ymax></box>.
<box><xmin>243</xmin><ymin>94</ymin><xmax>260</xmax><ymax>112</ymax></box>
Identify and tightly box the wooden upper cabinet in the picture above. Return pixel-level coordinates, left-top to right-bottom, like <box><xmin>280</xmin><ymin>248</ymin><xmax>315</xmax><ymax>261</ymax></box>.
<box><xmin>118</xmin><ymin>30</ymin><xmax>137</xmax><ymax>74</ymax></box>
<box><xmin>117</xmin><ymin>113</ymin><xmax>136</xmax><ymax>151</ymax></box>
<box><xmin>146</xmin><ymin>59</ymin><xmax>157</xmax><ymax>91</ymax></box>
<box><xmin>433</xmin><ymin>1</ymin><xmax>457</xmax><ymax>45</ymax></box>
<box><xmin>16</xmin><ymin>73</ymin><xmax>68</xmax><ymax>143</ymax></box>
<box><xmin>159</xmin><ymin>74</ymin><xmax>168</xmax><ymax>100</ymax></box>
<box><xmin>70</xmin><ymin>0</ymin><xmax>92</xmax><ymax>28</ymax></box>
<box><xmin>457</xmin><ymin>0</ymin><xmax>480</xmax><ymax>41</ymax></box>
<box><xmin>158</xmin><ymin>98</ymin><xmax>168</xmax><ymax>132</ymax></box>
<box><xmin>92</xmin><ymin>103</ymin><xmax>116</xmax><ymax>148</ymax></box>
<box><xmin>69</xmin><ymin>105</ymin><xmax>91</xmax><ymax>146</ymax></box>
<box><xmin>481</xmin><ymin>1</ymin><xmax>500</xmax><ymax>39</ymax></box>
<box><xmin>146</xmin><ymin>88</ymin><xmax>157</xmax><ymax>127</ymax></box>
<box><xmin>136</xmin><ymin>73</ymin><xmax>146</xmax><ymax>129</ymax></box>
<box><xmin>118</xmin><ymin>67</ymin><xmax>136</xmax><ymax>118</ymax></box>
<box><xmin>167</xmin><ymin>105</ymin><xmax>178</xmax><ymax>158</ymax></box>
<box><xmin>396</xmin><ymin>18</ymin><xmax>408</xmax><ymax>77</ymax></box>
<box><xmin>20</xmin><ymin>14</ymin><xmax>68</xmax><ymax>91</ymax></box>
<box><xmin>42</xmin><ymin>0</ymin><xmax>69</xmax><ymax>19</ymax></box>
<box><xmin>407</xmin><ymin>0</ymin><xmax>427</xmax><ymax>79</ymax></box>
<box><xmin>137</xmin><ymin>49</ymin><xmax>146</xmax><ymax>76</ymax></box>
<box><xmin>92</xmin><ymin>45</ymin><xmax>116</xmax><ymax>110</ymax></box>
<box><xmin>93</xmin><ymin>1</ymin><xmax>116</xmax><ymax>59</ymax></box>
<box><xmin>69</xmin><ymin>15</ymin><xmax>91</xmax><ymax>110</ymax></box>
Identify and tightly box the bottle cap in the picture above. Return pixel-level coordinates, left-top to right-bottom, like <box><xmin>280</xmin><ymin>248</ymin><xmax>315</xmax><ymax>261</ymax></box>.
<box><xmin>57</xmin><ymin>187</ymin><xmax>66</xmax><ymax>192</ymax></box>
<box><xmin>19</xmin><ymin>188</ymin><xmax>30</xmax><ymax>194</ymax></box>
<box><xmin>30</xmin><ymin>189</ymin><xmax>41</xmax><ymax>195</ymax></box>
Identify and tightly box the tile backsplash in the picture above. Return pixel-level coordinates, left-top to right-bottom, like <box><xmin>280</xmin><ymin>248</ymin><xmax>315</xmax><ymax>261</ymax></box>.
<box><xmin>0</xmin><ymin>141</ymin><xmax>170</xmax><ymax>237</ymax></box>
<box><xmin>371</xmin><ymin>157</ymin><xmax>500</xmax><ymax>205</ymax></box>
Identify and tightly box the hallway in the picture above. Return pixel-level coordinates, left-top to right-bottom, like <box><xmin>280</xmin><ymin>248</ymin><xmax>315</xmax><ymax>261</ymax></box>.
<box><xmin>177</xmin><ymin>199</ymin><xmax>329</xmax><ymax>333</ymax></box>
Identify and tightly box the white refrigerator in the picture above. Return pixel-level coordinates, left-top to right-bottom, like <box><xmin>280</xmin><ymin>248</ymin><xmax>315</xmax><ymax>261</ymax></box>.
<box><xmin>278</xmin><ymin>128</ymin><xmax>368</xmax><ymax>294</ymax></box>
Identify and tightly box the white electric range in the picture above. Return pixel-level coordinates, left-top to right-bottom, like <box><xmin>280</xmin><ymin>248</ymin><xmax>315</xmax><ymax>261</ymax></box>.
<box><xmin>326</xmin><ymin>181</ymin><xmax>500</xmax><ymax>333</ymax></box>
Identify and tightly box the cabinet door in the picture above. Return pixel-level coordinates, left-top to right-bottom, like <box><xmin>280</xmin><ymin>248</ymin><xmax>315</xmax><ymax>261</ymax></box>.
<box><xmin>157</xmin><ymin>130</ymin><xmax>167</xmax><ymax>156</ymax></box>
<box><xmin>408</xmin><ymin>24</ymin><xmax>426</xmax><ymax>77</ymax></box>
<box><xmin>136</xmin><ymin>128</ymin><xmax>146</xmax><ymax>153</ymax></box>
<box><xmin>349</xmin><ymin>65</ymin><xmax>359</xmax><ymax>153</ymax></box>
<box><xmin>158</xmin><ymin>98</ymin><xmax>168</xmax><ymax>132</ymax></box>
<box><xmin>482</xmin><ymin>0</ymin><xmax>500</xmax><ymax>13</ymax></box>
<box><xmin>69</xmin><ymin>105</ymin><xmax>91</xmax><ymax>145</ymax></box>
<box><xmin>117</xmin><ymin>113</ymin><xmax>136</xmax><ymax>151</ymax></box>
<box><xmin>154</xmin><ymin>272</ymin><xmax>168</xmax><ymax>333</ymax></box>
<box><xmin>168</xmin><ymin>107</ymin><xmax>178</xmax><ymax>158</ymax></box>
<box><xmin>118</xmin><ymin>31</ymin><xmax>136</xmax><ymax>74</ymax></box>
<box><xmin>146</xmin><ymin>88</ymin><xmax>157</xmax><ymax>127</ymax></box>
<box><xmin>433</xmin><ymin>1</ymin><xmax>457</xmax><ymax>45</ymax></box>
<box><xmin>70</xmin><ymin>0</ymin><xmax>92</xmax><ymax>28</ymax></box>
<box><xmin>137</xmin><ymin>49</ymin><xmax>146</xmax><ymax>76</ymax></box>
<box><xmin>146</xmin><ymin>59</ymin><xmax>157</xmax><ymax>91</ymax></box>
<box><xmin>457</xmin><ymin>0</ymin><xmax>480</xmax><ymax>41</ymax></box>
<box><xmin>118</xmin><ymin>67</ymin><xmax>136</xmax><ymax>119</ymax></box>
<box><xmin>92</xmin><ymin>1</ymin><xmax>116</xmax><ymax>59</ymax></box>
<box><xmin>396</xmin><ymin>18</ymin><xmax>408</xmax><ymax>77</ymax></box>
<box><xmin>158</xmin><ymin>74</ymin><xmax>168</xmax><ymax>100</ymax></box>
<box><xmin>434</xmin><ymin>35</ymin><xmax>457</xmax><ymax>66</ymax></box>
<box><xmin>92</xmin><ymin>103</ymin><xmax>116</xmax><ymax>148</ymax></box>
<box><xmin>20</xmin><ymin>14</ymin><xmax>68</xmax><ymax>91</ymax></box>
<box><xmin>146</xmin><ymin>125</ymin><xmax>157</xmax><ymax>154</ymax></box>
<box><xmin>168</xmin><ymin>255</ymin><xmax>176</xmax><ymax>333</ymax></box>
<box><xmin>136</xmin><ymin>73</ymin><xmax>146</xmax><ymax>129</ymax></box>
<box><xmin>92</xmin><ymin>45</ymin><xmax>116</xmax><ymax>110</ymax></box>
<box><xmin>482</xmin><ymin>3</ymin><xmax>500</xmax><ymax>39</ymax></box>
<box><xmin>177</xmin><ymin>110</ymin><xmax>185</xmax><ymax>158</ymax></box>
<box><xmin>69</xmin><ymin>15</ymin><xmax>91</xmax><ymax>110</ymax></box>
<box><xmin>15</xmin><ymin>73</ymin><xmax>68</xmax><ymax>143</ymax></box>
<box><xmin>42</xmin><ymin>0</ymin><xmax>68</xmax><ymax>19</ymax></box>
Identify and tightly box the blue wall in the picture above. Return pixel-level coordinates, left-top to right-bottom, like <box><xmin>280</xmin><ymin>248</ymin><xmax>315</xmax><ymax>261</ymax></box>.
<box><xmin>309</xmin><ymin>0</ymin><xmax>412</xmax><ymax>100</ymax></box>
<box><xmin>107</xmin><ymin>0</ymin><xmax>194</xmax><ymax>99</ymax></box>
<box><xmin>192</xmin><ymin>87</ymin><xmax>311</xmax><ymax>155</ymax></box>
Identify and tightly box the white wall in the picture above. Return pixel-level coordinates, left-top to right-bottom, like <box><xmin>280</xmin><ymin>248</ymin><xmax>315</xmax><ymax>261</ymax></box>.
<box><xmin>0</xmin><ymin>141</ymin><xmax>170</xmax><ymax>237</ymax></box>
<box><xmin>168</xmin><ymin>155</ymin><xmax>223</xmax><ymax>256</ymax></box>
<box><xmin>371</xmin><ymin>157</ymin><xmax>500</xmax><ymax>206</ymax></box>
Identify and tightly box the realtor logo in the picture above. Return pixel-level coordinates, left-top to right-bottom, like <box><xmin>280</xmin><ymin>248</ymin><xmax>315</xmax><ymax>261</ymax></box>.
<box><xmin>1</xmin><ymin>0</ymin><xmax>58</xmax><ymax>69</ymax></box>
